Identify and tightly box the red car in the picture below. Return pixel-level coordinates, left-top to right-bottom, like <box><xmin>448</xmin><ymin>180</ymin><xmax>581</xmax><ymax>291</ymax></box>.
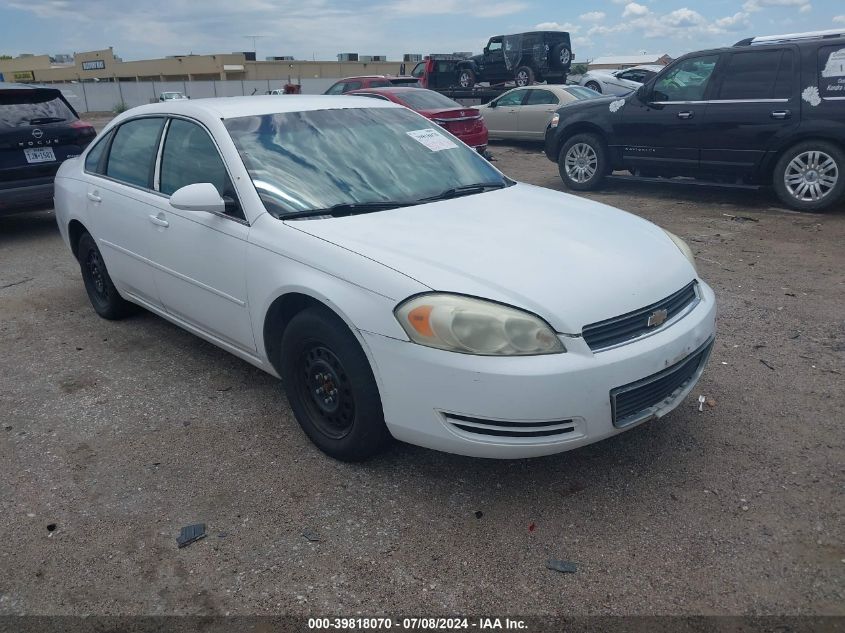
<box><xmin>324</xmin><ymin>75</ymin><xmax>418</xmax><ymax>95</ymax></box>
<box><xmin>346</xmin><ymin>87</ymin><xmax>489</xmax><ymax>154</ymax></box>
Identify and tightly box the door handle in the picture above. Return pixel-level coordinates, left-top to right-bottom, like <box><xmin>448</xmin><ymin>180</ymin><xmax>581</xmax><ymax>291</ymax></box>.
<box><xmin>148</xmin><ymin>214</ymin><xmax>169</xmax><ymax>228</ymax></box>
<box><xmin>770</xmin><ymin>110</ymin><xmax>791</xmax><ymax>120</ymax></box>
<box><xmin>677</xmin><ymin>111</ymin><xmax>694</xmax><ymax>120</ymax></box>
<box><xmin>87</xmin><ymin>191</ymin><xmax>102</xmax><ymax>203</ymax></box>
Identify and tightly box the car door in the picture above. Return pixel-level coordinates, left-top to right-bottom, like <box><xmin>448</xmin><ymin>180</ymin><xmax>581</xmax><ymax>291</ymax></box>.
<box><xmin>145</xmin><ymin>117</ymin><xmax>256</xmax><ymax>353</ymax></box>
<box><xmin>481</xmin><ymin>89</ymin><xmax>527</xmax><ymax>139</ymax></box>
<box><xmin>518</xmin><ymin>89</ymin><xmax>561</xmax><ymax>139</ymax></box>
<box><xmin>613</xmin><ymin>54</ymin><xmax>721</xmax><ymax>175</ymax></box>
<box><xmin>699</xmin><ymin>48</ymin><xmax>798</xmax><ymax>177</ymax></box>
<box><xmin>482</xmin><ymin>38</ymin><xmax>508</xmax><ymax>82</ymax></box>
<box><xmin>85</xmin><ymin>116</ymin><xmax>165</xmax><ymax>308</ymax></box>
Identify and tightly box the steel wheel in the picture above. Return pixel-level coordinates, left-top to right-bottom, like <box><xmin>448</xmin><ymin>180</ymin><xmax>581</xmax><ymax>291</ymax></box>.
<box><xmin>295</xmin><ymin>343</ymin><xmax>355</xmax><ymax>440</ymax></box>
<box><xmin>564</xmin><ymin>142</ymin><xmax>598</xmax><ymax>183</ymax></box>
<box><xmin>85</xmin><ymin>249</ymin><xmax>107</xmax><ymax>300</ymax></box>
<box><xmin>783</xmin><ymin>150</ymin><xmax>838</xmax><ymax>202</ymax></box>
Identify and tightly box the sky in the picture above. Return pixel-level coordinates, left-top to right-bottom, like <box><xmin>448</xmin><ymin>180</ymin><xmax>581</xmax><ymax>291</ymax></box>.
<box><xmin>1</xmin><ymin>0</ymin><xmax>844</xmax><ymax>63</ymax></box>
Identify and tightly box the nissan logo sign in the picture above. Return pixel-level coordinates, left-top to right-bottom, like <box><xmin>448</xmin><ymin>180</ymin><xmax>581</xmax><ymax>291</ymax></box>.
<box><xmin>32</xmin><ymin>128</ymin><xmax>43</xmax><ymax>139</ymax></box>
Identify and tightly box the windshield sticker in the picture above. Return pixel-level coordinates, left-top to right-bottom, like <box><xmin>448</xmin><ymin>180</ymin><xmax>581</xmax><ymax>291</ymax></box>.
<box><xmin>802</xmin><ymin>86</ymin><xmax>821</xmax><ymax>107</ymax></box>
<box><xmin>407</xmin><ymin>128</ymin><xmax>459</xmax><ymax>152</ymax></box>
<box><xmin>609</xmin><ymin>99</ymin><xmax>625</xmax><ymax>113</ymax></box>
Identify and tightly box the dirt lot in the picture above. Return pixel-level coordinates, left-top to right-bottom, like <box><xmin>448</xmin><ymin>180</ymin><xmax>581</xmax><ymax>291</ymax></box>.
<box><xmin>0</xmin><ymin>133</ymin><xmax>843</xmax><ymax>618</ymax></box>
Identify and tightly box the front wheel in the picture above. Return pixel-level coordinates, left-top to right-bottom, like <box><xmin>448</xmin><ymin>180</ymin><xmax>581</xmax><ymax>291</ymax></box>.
<box><xmin>77</xmin><ymin>232</ymin><xmax>137</xmax><ymax>320</ymax></box>
<box><xmin>515</xmin><ymin>66</ymin><xmax>535</xmax><ymax>87</ymax></box>
<box><xmin>773</xmin><ymin>141</ymin><xmax>844</xmax><ymax>212</ymax></box>
<box><xmin>585</xmin><ymin>81</ymin><xmax>602</xmax><ymax>94</ymax></box>
<box><xmin>457</xmin><ymin>69</ymin><xmax>476</xmax><ymax>88</ymax></box>
<box><xmin>558</xmin><ymin>133</ymin><xmax>608</xmax><ymax>191</ymax></box>
<box><xmin>280</xmin><ymin>307</ymin><xmax>391</xmax><ymax>461</ymax></box>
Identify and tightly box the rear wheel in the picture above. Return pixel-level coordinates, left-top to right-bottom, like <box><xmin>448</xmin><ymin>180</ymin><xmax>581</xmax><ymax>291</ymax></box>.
<box><xmin>585</xmin><ymin>81</ymin><xmax>602</xmax><ymax>94</ymax></box>
<box><xmin>458</xmin><ymin>68</ymin><xmax>476</xmax><ymax>88</ymax></box>
<box><xmin>773</xmin><ymin>141</ymin><xmax>844</xmax><ymax>212</ymax></box>
<box><xmin>280</xmin><ymin>307</ymin><xmax>391</xmax><ymax>461</ymax></box>
<box><xmin>77</xmin><ymin>232</ymin><xmax>136</xmax><ymax>320</ymax></box>
<box><xmin>558</xmin><ymin>133</ymin><xmax>608</xmax><ymax>191</ymax></box>
<box><xmin>515</xmin><ymin>66</ymin><xmax>535</xmax><ymax>87</ymax></box>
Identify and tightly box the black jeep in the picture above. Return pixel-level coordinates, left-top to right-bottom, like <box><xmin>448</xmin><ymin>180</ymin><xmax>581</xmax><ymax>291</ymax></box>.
<box><xmin>457</xmin><ymin>32</ymin><xmax>572</xmax><ymax>89</ymax></box>
<box><xmin>543</xmin><ymin>30</ymin><xmax>845</xmax><ymax>212</ymax></box>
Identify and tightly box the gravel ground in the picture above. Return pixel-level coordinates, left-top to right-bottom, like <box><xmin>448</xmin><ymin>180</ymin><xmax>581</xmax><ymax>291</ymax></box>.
<box><xmin>0</xmin><ymin>132</ymin><xmax>843</xmax><ymax>617</ymax></box>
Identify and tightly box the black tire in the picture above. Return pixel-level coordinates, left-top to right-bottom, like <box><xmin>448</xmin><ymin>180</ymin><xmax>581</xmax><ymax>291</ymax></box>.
<box><xmin>585</xmin><ymin>81</ymin><xmax>602</xmax><ymax>94</ymax></box>
<box><xmin>772</xmin><ymin>140</ymin><xmax>845</xmax><ymax>212</ymax></box>
<box><xmin>457</xmin><ymin>68</ymin><xmax>476</xmax><ymax>89</ymax></box>
<box><xmin>515</xmin><ymin>66</ymin><xmax>535</xmax><ymax>87</ymax></box>
<box><xmin>558</xmin><ymin>133</ymin><xmax>608</xmax><ymax>191</ymax></box>
<box><xmin>280</xmin><ymin>307</ymin><xmax>390</xmax><ymax>461</ymax></box>
<box><xmin>551</xmin><ymin>43</ymin><xmax>572</xmax><ymax>70</ymax></box>
<box><xmin>77</xmin><ymin>232</ymin><xmax>136</xmax><ymax>320</ymax></box>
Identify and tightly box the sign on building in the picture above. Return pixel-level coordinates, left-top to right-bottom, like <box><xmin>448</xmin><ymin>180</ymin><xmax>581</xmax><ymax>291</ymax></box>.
<box><xmin>81</xmin><ymin>60</ymin><xmax>106</xmax><ymax>71</ymax></box>
<box><xmin>13</xmin><ymin>71</ymin><xmax>35</xmax><ymax>81</ymax></box>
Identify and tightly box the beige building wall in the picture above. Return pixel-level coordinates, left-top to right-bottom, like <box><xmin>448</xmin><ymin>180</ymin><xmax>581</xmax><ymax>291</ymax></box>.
<box><xmin>1</xmin><ymin>48</ymin><xmax>406</xmax><ymax>83</ymax></box>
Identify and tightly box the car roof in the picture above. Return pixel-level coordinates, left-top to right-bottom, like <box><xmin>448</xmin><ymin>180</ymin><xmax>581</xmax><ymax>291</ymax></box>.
<box><xmin>0</xmin><ymin>83</ymin><xmax>61</xmax><ymax>91</ymax></box>
<box><xmin>337</xmin><ymin>75</ymin><xmax>389</xmax><ymax>81</ymax></box>
<box><xmin>112</xmin><ymin>95</ymin><xmax>401</xmax><ymax>121</ymax></box>
<box><xmin>348</xmin><ymin>86</ymin><xmax>428</xmax><ymax>95</ymax></box>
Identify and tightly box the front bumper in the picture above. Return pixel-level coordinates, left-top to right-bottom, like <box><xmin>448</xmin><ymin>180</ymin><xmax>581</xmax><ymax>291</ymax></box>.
<box><xmin>362</xmin><ymin>281</ymin><xmax>716</xmax><ymax>458</ymax></box>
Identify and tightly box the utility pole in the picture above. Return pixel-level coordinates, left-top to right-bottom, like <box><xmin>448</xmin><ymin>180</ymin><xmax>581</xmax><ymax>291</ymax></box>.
<box><xmin>242</xmin><ymin>35</ymin><xmax>267</xmax><ymax>59</ymax></box>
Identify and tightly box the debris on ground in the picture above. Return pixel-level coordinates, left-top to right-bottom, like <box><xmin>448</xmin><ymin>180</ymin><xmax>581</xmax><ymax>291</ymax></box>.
<box><xmin>474</xmin><ymin>511</ymin><xmax>483</xmax><ymax>519</ymax></box>
<box><xmin>302</xmin><ymin>528</ymin><xmax>321</xmax><ymax>542</ymax></box>
<box><xmin>46</xmin><ymin>523</ymin><xmax>56</xmax><ymax>532</ymax></box>
<box><xmin>546</xmin><ymin>559</ymin><xmax>577</xmax><ymax>574</ymax></box>
<box><xmin>698</xmin><ymin>395</ymin><xmax>706</xmax><ymax>412</ymax></box>
<box><xmin>722</xmin><ymin>213</ymin><xmax>759</xmax><ymax>223</ymax></box>
<box><xmin>528</xmin><ymin>522</ymin><xmax>536</xmax><ymax>532</ymax></box>
<box><xmin>759</xmin><ymin>359</ymin><xmax>776</xmax><ymax>371</ymax></box>
<box><xmin>176</xmin><ymin>523</ymin><xmax>207</xmax><ymax>548</ymax></box>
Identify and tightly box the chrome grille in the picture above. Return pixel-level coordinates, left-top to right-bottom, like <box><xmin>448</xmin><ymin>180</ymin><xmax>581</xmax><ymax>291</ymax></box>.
<box><xmin>611</xmin><ymin>339</ymin><xmax>713</xmax><ymax>428</ymax></box>
<box><xmin>582</xmin><ymin>281</ymin><xmax>698</xmax><ymax>351</ymax></box>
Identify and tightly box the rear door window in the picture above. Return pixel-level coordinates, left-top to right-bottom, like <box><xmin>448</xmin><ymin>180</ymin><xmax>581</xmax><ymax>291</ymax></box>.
<box><xmin>105</xmin><ymin>117</ymin><xmax>165</xmax><ymax>189</ymax></box>
<box><xmin>325</xmin><ymin>82</ymin><xmax>345</xmax><ymax>95</ymax></box>
<box><xmin>525</xmin><ymin>89</ymin><xmax>559</xmax><ymax>105</ymax></box>
<box><xmin>717</xmin><ymin>49</ymin><xmax>793</xmax><ymax>100</ymax></box>
<box><xmin>0</xmin><ymin>90</ymin><xmax>77</xmax><ymax>128</ymax></box>
<box><xmin>342</xmin><ymin>81</ymin><xmax>362</xmax><ymax>93</ymax></box>
<box><xmin>819</xmin><ymin>45</ymin><xmax>845</xmax><ymax>100</ymax></box>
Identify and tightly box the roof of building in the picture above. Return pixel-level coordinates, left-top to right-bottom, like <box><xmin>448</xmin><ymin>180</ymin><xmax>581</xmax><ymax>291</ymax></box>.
<box><xmin>589</xmin><ymin>55</ymin><xmax>668</xmax><ymax>66</ymax></box>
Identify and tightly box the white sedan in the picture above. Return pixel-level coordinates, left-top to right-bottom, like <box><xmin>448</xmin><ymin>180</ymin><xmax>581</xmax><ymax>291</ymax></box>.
<box><xmin>579</xmin><ymin>65</ymin><xmax>664</xmax><ymax>96</ymax></box>
<box><xmin>479</xmin><ymin>85</ymin><xmax>602</xmax><ymax>141</ymax></box>
<box><xmin>54</xmin><ymin>96</ymin><xmax>716</xmax><ymax>461</ymax></box>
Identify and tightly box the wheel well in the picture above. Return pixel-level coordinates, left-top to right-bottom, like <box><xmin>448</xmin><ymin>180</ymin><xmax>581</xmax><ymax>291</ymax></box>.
<box><xmin>68</xmin><ymin>219</ymin><xmax>88</xmax><ymax>259</ymax></box>
<box><xmin>263</xmin><ymin>293</ymin><xmax>334</xmax><ymax>374</ymax></box>
<box><xmin>554</xmin><ymin>123</ymin><xmax>607</xmax><ymax>162</ymax></box>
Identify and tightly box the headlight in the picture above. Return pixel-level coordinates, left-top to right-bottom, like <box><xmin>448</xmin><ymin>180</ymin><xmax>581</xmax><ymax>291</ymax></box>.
<box><xmin>663</xmin><ymin>229</ymin><xmax>697</xmax><ymax>272</ymax></box>
<box><xmin>395</xmin><ymin>294</ymin><xmax>565</xmax><ymax>356</ymax></box>
<box><xmin>549</xmin><ymin>112</ymin><xmax>560</xmax><ymax>129</ymax></box>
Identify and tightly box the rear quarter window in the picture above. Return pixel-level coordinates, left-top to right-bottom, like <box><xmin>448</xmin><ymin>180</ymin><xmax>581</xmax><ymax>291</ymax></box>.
<box><xmin>819</xmin><ymin>45</ymin><xmax>845</xmax><ymax>99</ymax></box>
<box><xmin>84</xmin><ymin>130</ymin><xmax>113</xmax><ymax>174</ymax></box>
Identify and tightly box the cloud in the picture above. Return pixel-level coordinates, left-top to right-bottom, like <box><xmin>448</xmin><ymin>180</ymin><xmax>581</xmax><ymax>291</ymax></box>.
<box><xmin>714</xmin><ymin>12</ymin><xmax>751</xmax><ymax>30</ymax></box>
<box><xmin>742</xmin><ymin>0</ymin><xmax>811</xmax><ymax>13</ymax></box>
<box><xmin>622</xmin><ymin>2</ymin><xmax>649</xmax><ymax>18</ymax></box>
<box><xmin>834</xmin><ymin>15</ymin><xmax>845</xmax><ymax>23</ymax></box>
<box><xmin>535</xmin><ymin>22</ymin><xmax>579</xmax><ymax>33</ymax></box>
<box><xmin>388</xmin><ymin>0</ymin><xmax>528</xmax><ymax>18</ymax></box>
<box><xmin>579</xmin><ymin>11</ymin><xmax>605</xmax><ymax>22</ymax></box>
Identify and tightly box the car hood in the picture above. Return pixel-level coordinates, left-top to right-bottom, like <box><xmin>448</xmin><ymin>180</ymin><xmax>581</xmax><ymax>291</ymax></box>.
<box><xmin>284</xmin><ymin>184</ymin><xmax>696</xmax><ymax>333</ymax></box>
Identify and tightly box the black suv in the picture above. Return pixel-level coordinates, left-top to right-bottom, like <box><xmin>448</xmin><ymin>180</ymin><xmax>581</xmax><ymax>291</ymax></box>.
<box><xmin>1</xmin><ymin>84</ymin><xmax>95</xmax><ymax>214</ymax></box>
<box><xmin>544</xmin><ymin>30</ymin><xmax>845</xmax><ymax>212</ymax></box>
<box><xmin>458</xmin><ymin>32</ymin><xmax>572</xmax><ymax>89</ymax></box>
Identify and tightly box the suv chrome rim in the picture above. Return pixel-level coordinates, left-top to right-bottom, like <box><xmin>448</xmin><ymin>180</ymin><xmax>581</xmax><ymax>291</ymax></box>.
<box><xmin>459</xmin><ymin>72</ymin><xmax>472</xmax><ymax>88</ymax></box>
<box><xmin>784</xmin><ymin>150</ymin><xmax>838</xmax><ymax>202</ymax></box>
<box><xmin>516</xmin><ymin>70</ymin><xmax>530</xmax><ymax>86</ymax></box>
<box><xmin>565</xmin><ymin>143</ymin><xmax>598</xmax><ymax>183</ymax></box>
<box><xmin>560</xmin><ymin>49</ymin><xmax>570</xmax><ymax>65</ymax></box>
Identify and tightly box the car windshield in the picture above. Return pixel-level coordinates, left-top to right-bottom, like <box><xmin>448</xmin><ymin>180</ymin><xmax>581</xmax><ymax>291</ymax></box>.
<box><xmin>396</xmin><ymin>90</ymin><xmax>461</xmax><ymax>110</ymax></box>
<box><xmin>224</xmin><ymin>107</ymin><xmax>508</xmax><ymax>217</ymax></box>
<box><xmin>564</xmin><ymin>86</ymin><xmax>602</xmax><ymax>100</ymax></box>
<box><xmin>0</xmin><ymin>89</ymin><xmax>76</xmax><ymax>128</ymax></box>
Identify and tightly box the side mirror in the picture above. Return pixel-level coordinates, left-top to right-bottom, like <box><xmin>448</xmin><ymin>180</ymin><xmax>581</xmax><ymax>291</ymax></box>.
<box><xmin>636</xmin><ymin>85</ymin><xmax>650</xmax><ymax>102</ymax></box>
<box><xmin>488</xmin><ymin>100</ymin><xmax>497</xmax><ymax>108</ymax></box>
<box><xmin>169</xmin><ymin>183</ymin><xmax>225</xmax><ymax>214</ymax></box>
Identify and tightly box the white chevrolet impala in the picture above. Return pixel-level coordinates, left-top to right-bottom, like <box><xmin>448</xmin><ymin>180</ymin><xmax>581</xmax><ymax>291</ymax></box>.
<box><xmin>54</xmin><ymin>96</ymin><xmax>716</xmax><ymax>461</ymax></box>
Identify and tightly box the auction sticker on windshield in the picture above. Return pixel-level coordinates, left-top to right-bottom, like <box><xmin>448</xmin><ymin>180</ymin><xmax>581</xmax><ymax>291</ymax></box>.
<box><xmin>407</xmin><ymin>128</ymin><xmax>458</xmax><ymax>152</ymax></box>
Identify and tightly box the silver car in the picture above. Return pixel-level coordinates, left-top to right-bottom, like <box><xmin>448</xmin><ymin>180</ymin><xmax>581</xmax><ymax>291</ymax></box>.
<box><xmin>479</xmin><ymin>85</ymin><xmax>601</xmax><ymax>141</ymax></box>
<box><xmin>579</xmin><ymin>65</ymin><xmax>663</xmax><ymax>96</ymax></box>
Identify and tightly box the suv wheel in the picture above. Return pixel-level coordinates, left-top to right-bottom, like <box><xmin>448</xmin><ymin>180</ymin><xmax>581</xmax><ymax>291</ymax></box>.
<box><xmin>585</xmin><ymin>81</ymin><xmax>602</xmax><ymax>94</ymax></box>
<box><xmin>458</xmin><ymin>69</ymin><xmax>476</xmax><ymax>88</ymax></box>
<box><xmin>515</xmin><ymin>66</ymin><xmax>535</xmax><ymax>87</ymax></box>
<box><xmin>559</xmin><ymin>133</ymin><xmax>608</xmax><ymax>191</ymax></box>
<box><xmin>280</xmin><ymin>307</ymin><xmax>391</xmax><ymax>461</ymax></box>
<box><xmin>77</xmin><ymin>232</ymin><xmax>137</xmax><ymax>320</ymax></box>
<box><xmin>551</xmin><ymin>44</ymin><xmax>572</xmax><ymax>69</ymax></box>
<box><xmin>773</xmin><ymin>141</ymin><xmax>844</xmax><ymax>212</ymax></box>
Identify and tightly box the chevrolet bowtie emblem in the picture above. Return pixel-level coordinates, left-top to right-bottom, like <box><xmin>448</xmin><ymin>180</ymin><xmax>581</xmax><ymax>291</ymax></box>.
<box><xmin>647</xmin><ymin>309</ymin><xmax>668</xmax><ymax>327</ymax></box>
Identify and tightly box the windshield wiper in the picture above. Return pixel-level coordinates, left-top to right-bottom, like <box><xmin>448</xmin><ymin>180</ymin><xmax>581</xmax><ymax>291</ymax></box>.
<box><xmin>419</xmin><ymin>181</ymin><xmax>510</xmax><ymax>202</ymax></box>
<box><xmin>27</xmin><ymin>117</ymin><xmax>66</xmax><ymax>124</ymax></box>
<box><xmin>281</xmin><ymin>200</ymin><xmax>419</xmax><ymax>220</ymax></box>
